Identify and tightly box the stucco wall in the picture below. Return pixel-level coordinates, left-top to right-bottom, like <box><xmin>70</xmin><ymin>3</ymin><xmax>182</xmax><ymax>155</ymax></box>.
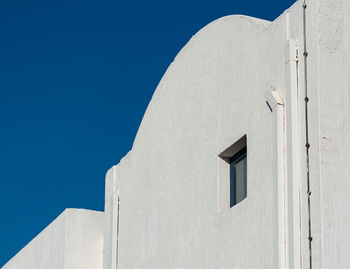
<box><xmin>111</xmin><ymin>12</ymin><xmax>292</xmax><ymax>269</ymax></box>
<box><xmin>2</xmin><ymin>209</ymin><xmax>104</xmax><ymax>269</ymax></box>
<box><xmin>4</xmin><ymin>0</ymin><xmax>350</xmax><ymax>268</ymax></box>
<box><xmin>307</xmin><ymin>0</ymin><xmax>350</xmax><ymax>267</ymax></box>
<box><xmin>104</xmin><ymin>1</ymin><xmax>350</xmax><ymax>268</ymax></box>
<box><xmin>2</xmin><ymin>210</ymin><xmax>66</xmax><ymax>269</ymax></box>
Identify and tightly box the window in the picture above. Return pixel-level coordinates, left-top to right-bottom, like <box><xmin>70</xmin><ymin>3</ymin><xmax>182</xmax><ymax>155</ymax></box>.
<box><xmin>229</xmin><ymin>147</ymin><xmax>247</xmax><ymax>207</ymax></box>
<box><xmin>217</xmin><ymin>135</ymin><xmax>247</xmax><ymax>213</ymax></box>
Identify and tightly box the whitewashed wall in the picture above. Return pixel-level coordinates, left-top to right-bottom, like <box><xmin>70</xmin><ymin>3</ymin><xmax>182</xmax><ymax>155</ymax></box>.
<box><xmin>108</xmin><ymin>11</ymin><xmax>289</xmax><ymax>269</ymax></box>
<box><xmin>306</xmin><ymin>0</ymin><xmax>350</xmax><ymax>268</ymax></box>
<box><xmin>3</xmin><ymin>209</ymin><xmax>104</xmax><ymax>269</ymax></box>
<box><xmin>104</xmin><ymin>1</ymin><xmax>350</xmax><ymax>268</ymax></box>
<box><xmin>4</xmin><ymin>0</ymin><xmax>350</xmax><ymax>268</ymax></box>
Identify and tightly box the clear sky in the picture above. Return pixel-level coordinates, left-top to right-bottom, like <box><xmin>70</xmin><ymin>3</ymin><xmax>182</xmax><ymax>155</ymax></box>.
<box><xmin>0</xmin><ymin>0</ymin><xmax>295</xmax><ymax>266</ymax></box>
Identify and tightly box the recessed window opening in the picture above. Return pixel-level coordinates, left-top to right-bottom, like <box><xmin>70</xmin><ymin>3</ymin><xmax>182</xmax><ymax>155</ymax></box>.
<box><xmin>229</xmin><ymin>147</ymin><xmax>247</xmax><ymax>207</ymax></box>
<box><xmin>217</xmin><ymin>135</ymin><xmax>247</xmax><ymax>213</ymax></box>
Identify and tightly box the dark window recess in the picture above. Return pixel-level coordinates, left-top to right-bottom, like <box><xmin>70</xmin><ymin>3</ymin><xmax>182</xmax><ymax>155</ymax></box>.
<box><xmin>218</xmin><ymin>135</ymin><xmax>247</xmax><ymax>211</ymax></box>
<box><xmin>229</xmin><ymin>147</ymin><xmax>247</xmax><ymax>207</ymax></box>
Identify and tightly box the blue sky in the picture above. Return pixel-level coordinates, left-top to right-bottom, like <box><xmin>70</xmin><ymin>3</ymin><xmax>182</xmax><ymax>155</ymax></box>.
<box><xmin>0</xmin><ymin>0</ymin><xmax>295</xmax><ymax>266</ymax></box>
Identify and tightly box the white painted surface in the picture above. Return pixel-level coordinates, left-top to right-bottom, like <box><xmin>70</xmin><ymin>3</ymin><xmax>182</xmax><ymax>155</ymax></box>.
<box><xmin>4</xmin><ymin>0</ymin><xmax>350</xmax><ymax>268</ymax></box>
<box><xmin>103</xmin><ymin>165</ymin><xmax>121</xmax><ymax>269</ymax></box>
<box><xmin>105</xmin><ymin>1</ymin><xmax>350</xmax><ymax>268</ymax></box>
<box><xmin>265</xmin><ymin>88</ymin><xmax>286</xmax><ymax>269</ymax></box>
<box><xmin>114</xmin><ymin>14</ymin><xmax>284</xmax><ymax>269</ymax></box>
<box><xmin>307</xmin><ymin>0</ymin><xmax>350</xmax><ymax>267</ymax></box>
<box><xmin>2</xmin><ymin>209</ymin><xmax>103</xmax><ymax>269</ymax></box>
<box><xmin>285</xmin><ymin>38</ymin><xmax>302</xmax><ymax>269</ymax></box>
<box><xmin>64</xmin><ymin>209</ymin><xmax>104</xmax><ymax>269</ymax></box>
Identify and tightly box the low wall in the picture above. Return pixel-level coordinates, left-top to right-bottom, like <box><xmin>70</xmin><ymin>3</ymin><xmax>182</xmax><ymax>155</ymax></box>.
<box><xmin>2</xmin><ymin>208</ymin><xmax>103</xmax><ymax>269</ymax></box>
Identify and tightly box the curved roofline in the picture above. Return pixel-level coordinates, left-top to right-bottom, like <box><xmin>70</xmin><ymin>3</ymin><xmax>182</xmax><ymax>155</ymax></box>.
<box><xmin>132</xmin><ymin>14</ymin><xmax>271</xmax><ymax>149</ymax></box>
<box><xmin>200</xmin><ymin>14</ymin><xmax>271</xmax><ymax>31</ymax></box>
<box><xmin>174</xmin><ymin>14</ymin><xmax>271</xmax><ymax>65</ymax></box>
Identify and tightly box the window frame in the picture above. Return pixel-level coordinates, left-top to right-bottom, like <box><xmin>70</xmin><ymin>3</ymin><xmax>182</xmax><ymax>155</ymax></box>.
<box><xmin>229</xmin><ymin>147</ymin><xmax>247</xmax><ymax>207</ymax></box>
<box><xmin>217</xmin><ymin>135</ymin><xmax>247</xmax><ymax>214</ymax></box>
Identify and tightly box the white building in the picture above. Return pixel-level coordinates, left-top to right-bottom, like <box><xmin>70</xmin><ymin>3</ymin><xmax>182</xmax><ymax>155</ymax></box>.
<box><xmin>3</xmin><ymin>0</ymin><xmax>350</xmax><ymax>268</ymax></box>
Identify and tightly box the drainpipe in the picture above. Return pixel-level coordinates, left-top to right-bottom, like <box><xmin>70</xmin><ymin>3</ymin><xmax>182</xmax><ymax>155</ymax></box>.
<box><xmin>265</xmin><ymin>89</ymin><xmax>287</xmax><ymax>269</ymax></box>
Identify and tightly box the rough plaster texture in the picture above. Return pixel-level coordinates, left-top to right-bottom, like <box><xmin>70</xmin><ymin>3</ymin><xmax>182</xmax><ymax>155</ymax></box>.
<box><xmin>104</xmin><ymin>1</ymin><xmax>350</xmax><ymax>268</ymax></box>
<box><xmin>308</xmin><ymin>0</ymin><xmax>350</xmax><ymax>267</ymax></box>
<box><xmin>2</xmin><ymin>209</ymin><xmax>104</xmax><ymax>269</ymax></box>
<box><xmin>4</xmin><ymin>0</ymin><xmax>350</xmax><ymax>268</ymax></box>
<box><xmin>110</xmin><ymin>13</ymin><xmax>287</xmax><ymax>269</ymax></box>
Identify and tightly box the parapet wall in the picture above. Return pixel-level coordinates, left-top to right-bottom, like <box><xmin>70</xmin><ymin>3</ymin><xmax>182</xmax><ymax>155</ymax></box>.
<box><xmin>2</xmin><ymin>209</ymin><xmax>104</xmax><ymax>269</ymax></box>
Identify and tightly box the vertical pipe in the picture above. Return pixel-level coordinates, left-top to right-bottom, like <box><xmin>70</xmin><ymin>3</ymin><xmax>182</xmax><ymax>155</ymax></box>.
<box><xmin>285</xmin><ymin>39</ymin><xmax>301</xmax><ymax>269</ymax></box>
<box><xmin>265</xmin><ymin>89</ymin><xmax>287</xmax><ymax>269</ymax></box>
<box><xmin>276</xmin><ymin>100</ymin><xmax>287</xmax><ymax>269</ymax></box>
<box><xmin>103</xmin><ymin>165</ymin><xmax>121</xmax><ymax>269</ymax></box>
<box><xmin>115</xmin><ymin>196</ymin><xmax>120</xmax><ymax>269</ymax></box>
